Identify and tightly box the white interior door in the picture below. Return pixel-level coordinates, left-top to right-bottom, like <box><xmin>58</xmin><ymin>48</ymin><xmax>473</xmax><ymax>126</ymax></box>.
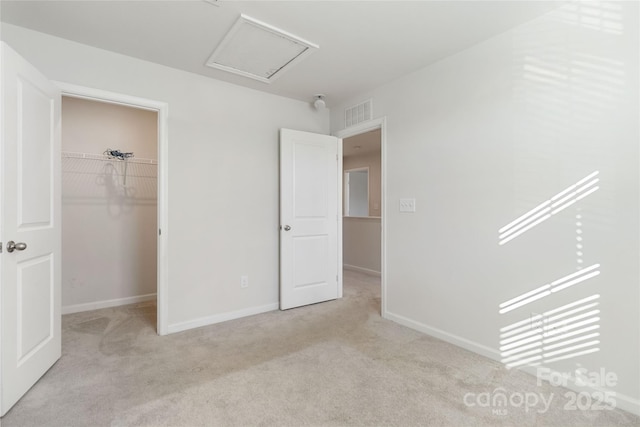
<box><xmin>0</xmin><ymin>42</ymin><xmax>61</xmax><ymax>416</ymax></box>
<box><xmin>280</xmin><ymin>128</ymin><xmax>341</xmax><ymax>310</ymax></box>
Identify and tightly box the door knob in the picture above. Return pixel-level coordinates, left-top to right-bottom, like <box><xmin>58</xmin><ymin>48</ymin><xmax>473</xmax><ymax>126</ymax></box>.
<box><xmin>283</xmin><ymin>225</ymin><xmax>291</xmax><ymax>231</ymax></box>
<box><xmin>6</xmin><ymin>241</ymin><xmax>27</xmax><ymax>253</ymax></box>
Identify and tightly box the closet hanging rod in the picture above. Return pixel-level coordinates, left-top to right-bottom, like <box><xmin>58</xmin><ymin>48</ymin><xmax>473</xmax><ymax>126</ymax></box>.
<box><xmin>62</xmin><ymin>151</ymin><xmax>157</xmax><ymax>165</ymax></box>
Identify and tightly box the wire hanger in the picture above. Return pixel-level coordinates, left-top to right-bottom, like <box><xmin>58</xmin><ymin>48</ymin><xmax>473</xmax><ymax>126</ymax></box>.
<box><xmin>104</xmin><ymin>149</ymin><xmax>134</xmax><ymax>161</ymax></box>
<box><xmin>104</xmin><ymin>148</ymin><xmax>134</xmax><ymax>186</ymax></box>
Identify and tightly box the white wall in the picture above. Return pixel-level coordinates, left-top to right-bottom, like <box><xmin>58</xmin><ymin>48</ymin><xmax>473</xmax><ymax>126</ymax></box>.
<box><xmin>61</xmin><ymin>97</ymin><xmax>157</xmax><ymax>313</ymax></box>
<box><xmin>332</xmin><ymin>1</ymin><xmax>639</xmax><ymax>413</ymax></box>
<box><xmin>1</xmin><ymin>24</ymin><xmax>330</xmax><ymax>332</ymax></box>
<box><xmin>343</xmin><ymin>217</ymin><xmax>381</xmax><ymax>275</ymax></box>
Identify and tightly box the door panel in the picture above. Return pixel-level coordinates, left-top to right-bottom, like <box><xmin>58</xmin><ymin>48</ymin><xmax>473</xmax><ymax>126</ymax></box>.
<box><xmin>17</xmin><ymin>255</ymin><xmax>54</xmax><ymax>364</ymax></box>
<box><xmin>18</xmin><ymin>78</ymin><xmax>54</xmax><ymax>228</ymax></box>
<box><xmin>294</xmin><ymin>143</ymin><xmax>329</xmax><ymax>218</ymax></box>
<box><xmin>280</xmin><ymin>129</ymin><xmax>340</xmax><ymax>310</ymax></box>
<box><xmin>293</xmin><ymin>236</ymin><xmax>329</xmax><ymax>288</ymax></box>
<box><xmin>1</xmin><ymin>42</ymin><xmax>61</xmax><ymax>416</ymax></box>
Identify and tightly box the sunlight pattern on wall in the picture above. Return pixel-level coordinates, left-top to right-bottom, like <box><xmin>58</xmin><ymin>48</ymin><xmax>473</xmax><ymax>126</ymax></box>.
<box><xmin>499</xmin><ymin>264</ymin><xmax>600</xmax><ymax>314</ymax></box>
<box><xmin>499</xmin><ymin>294</ymin><xmax>601</xmax><ymax>369</ymax></box>
<box><xmin>495</xmin><ymin>0</ymin><xmax>634</xmax><ymax>376</ymax></box>
<box><xmin>498</xmin><ymin>168</ymin><xmax>602</xmax><ymax>368</ymax></box>
<box><xmin>552</xmin><ymin>1</ymin><xmax>623</xmax><ymax>35</ymax></box>
<box><xmin>499</xmin><ymin>171</ymin><xmax>599</xmax><ymax>245</ymax></box>
<box><xmin>499</xmin><ymin>170</ymin><xmax>603</xmax><ymax>368</ymax></box>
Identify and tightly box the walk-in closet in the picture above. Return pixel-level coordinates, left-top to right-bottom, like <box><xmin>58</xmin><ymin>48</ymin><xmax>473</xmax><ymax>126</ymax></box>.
<box><xmin>61</xmin><ymin>97</ymin><xmax>158</xmax><ymax>315</ymax></box>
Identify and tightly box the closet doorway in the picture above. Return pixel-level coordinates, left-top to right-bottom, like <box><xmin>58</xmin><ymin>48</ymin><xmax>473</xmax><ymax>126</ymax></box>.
<box><xmin>57</xmin><ymin>85</ymin><xmax>168</xmax><ymax>335</ymax></box>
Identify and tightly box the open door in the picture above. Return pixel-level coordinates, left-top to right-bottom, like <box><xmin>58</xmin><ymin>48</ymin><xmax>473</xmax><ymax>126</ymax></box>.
<box><xmin>0</xmin><ymin>42</ymin><xmax>61</xmax><ymax>416</ymax></box>
<box><xmin>280</xmin><ymin>128</ymin><xmax>341</xmax><ymax>310</ymax></box>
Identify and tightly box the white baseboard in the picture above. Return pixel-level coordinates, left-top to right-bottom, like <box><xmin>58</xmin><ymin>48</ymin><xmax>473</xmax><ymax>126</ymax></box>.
<box><xmin>384</xmin><ymin>310</ymin><xmax>500</xmax><ymax>360</ymax></box>
<box><xmin>607</xmin><ymin>392</ymin><xmax>640</xmax><ymax>416</ymax></box>
<box><xmin>62</xmin><ymin>293</ymin><xmax>156</xmax><ymax>315</ymax></box>
<box><xmin>344</xmin><ymin>264</ymin><xmax>381</xmax><ymax>277</ymax></box>
<box><xmin>517</xmin><ymin>364</ymin><xmax>640</xmax><ymax>416</ymax></box>
<box><xmin>167</xmin><ymin>302</ymin><xmax>279</xmax><ymax>334</ymax></box>
<box><xmin>384</xmin><ymin>310</ymin><xmax>640</xmax><ymax>417</ymax></box>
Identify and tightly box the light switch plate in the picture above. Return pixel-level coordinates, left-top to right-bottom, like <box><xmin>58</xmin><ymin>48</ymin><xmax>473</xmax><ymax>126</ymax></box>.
<box><xmin>399</xmin><ymin>198</ymin><xmax>416</xmax><ymax>212</ymax></box>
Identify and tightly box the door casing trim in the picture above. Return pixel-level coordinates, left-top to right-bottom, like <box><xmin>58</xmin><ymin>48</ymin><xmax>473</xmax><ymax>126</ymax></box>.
<box><xmin>54</xmin><ymin>82</ymin><xmax>170</xmax><ymax>335</ymax></box>
<box><xmin>334</xmin><ymin>117</ymin><xmax>387</xmax><ymax>317</ymax></box>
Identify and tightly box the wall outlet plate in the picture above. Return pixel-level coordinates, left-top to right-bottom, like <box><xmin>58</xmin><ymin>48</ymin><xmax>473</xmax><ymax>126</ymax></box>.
<box><xmin>241</xmin><ymin>275</ymin><xmax>249</xmax><ymax>288</ymax></box>
<box><xmin>399</xmin><ymin>198</ymin><xmax>416</xmax><ymax>212</ymax></box>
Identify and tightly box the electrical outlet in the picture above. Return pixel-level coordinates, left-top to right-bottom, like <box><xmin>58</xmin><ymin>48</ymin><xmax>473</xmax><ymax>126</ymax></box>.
<box><xmin>240</xmin><ymin>275</ymin><xmax>249</xmax><ymax>288</ymax></box>
<box><xmin>399</xmin><ymin>198</ymin><xmax>416</xmax><ymax>213</ymax></box>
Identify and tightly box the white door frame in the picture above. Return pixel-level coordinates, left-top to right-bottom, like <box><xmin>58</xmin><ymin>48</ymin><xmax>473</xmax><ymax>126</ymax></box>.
<box><xmin>53</xmin><ymin>82</ymin><xmax>169</xmax><ymax>335</ymax></box>
<box><xmin>334</xmin><ymin>117</ymin><xmax>387</xmax><ymax>317</ymax></box>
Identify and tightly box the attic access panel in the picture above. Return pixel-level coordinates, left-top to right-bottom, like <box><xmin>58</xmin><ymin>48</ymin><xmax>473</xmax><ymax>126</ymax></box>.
<box><xmin>206</xmin><ymin>14</ymin><xmax>319</xmax><ymax>84</ymax></box>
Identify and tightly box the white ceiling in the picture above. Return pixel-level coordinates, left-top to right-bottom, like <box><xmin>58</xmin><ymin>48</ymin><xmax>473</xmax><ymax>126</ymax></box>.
<box><xmin>0</xmin><ymin>1</ymin><xmax>562</xmax><ymax>107</ymax></box>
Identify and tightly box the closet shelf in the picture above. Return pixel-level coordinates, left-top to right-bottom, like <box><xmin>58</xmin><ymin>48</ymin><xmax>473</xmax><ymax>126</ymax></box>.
<box><xmin>62</xmin><ymin>151</ymin><xmax>157</xmax><ymax>165</ymax></box>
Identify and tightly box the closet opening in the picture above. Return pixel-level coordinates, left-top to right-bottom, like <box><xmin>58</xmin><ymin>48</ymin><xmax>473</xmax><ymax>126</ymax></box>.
<box><xmin>61</xmin><ymin>96</ymin><xmax>159</xmax><ymax>331</ymax></box>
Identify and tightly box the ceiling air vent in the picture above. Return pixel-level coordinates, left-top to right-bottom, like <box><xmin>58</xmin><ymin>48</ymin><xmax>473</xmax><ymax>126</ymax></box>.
<box><xmin>345</xmin><ymin>99</ymin><xmax>373</xmax><ymax>128</ymax></box>
<box><xmin>206</xmin><ymin>14</ymin><xmax>318</xmax><ymax>84</ymax></box>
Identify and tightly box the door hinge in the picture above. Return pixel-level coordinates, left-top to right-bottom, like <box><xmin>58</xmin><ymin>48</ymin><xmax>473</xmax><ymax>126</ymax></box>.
<box><xmin>336</xmin><ymin>154</ymin><xmax>338</xmax><ymax>161</ymax></box>
<box><xmin>159</xmin><ymin>228</ymin><xmax>162</xmax><ymax>236</ymax></box>
<box><xmin>0</xmin><ymin>242</ymin><xmax>2</xmax><ymax>253</ymax></box>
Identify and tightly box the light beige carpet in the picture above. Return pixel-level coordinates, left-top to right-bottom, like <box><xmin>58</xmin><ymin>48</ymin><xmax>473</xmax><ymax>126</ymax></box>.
<box><xmin>1</xmin><ymin>271</ymin><xmax>638</xmax><ymax>426</ymax></box>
